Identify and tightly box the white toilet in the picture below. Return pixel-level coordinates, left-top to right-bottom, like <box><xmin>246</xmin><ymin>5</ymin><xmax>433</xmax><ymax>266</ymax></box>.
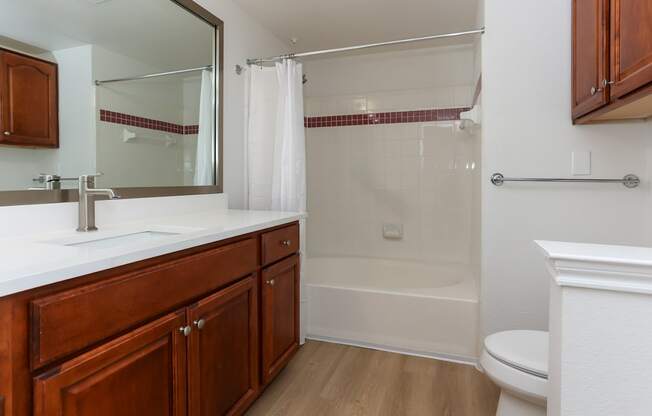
<box><xmin>480</xmin><ymin>330</ymin><xmax>548</xmax><ymax>416</ymax></box>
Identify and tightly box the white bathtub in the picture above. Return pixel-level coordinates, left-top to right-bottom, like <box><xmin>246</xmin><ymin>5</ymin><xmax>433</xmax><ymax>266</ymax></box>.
<box><xmin>305</xmin><ymin>257</ymin><xmax>479</xmax><ymax>363</ymax></box>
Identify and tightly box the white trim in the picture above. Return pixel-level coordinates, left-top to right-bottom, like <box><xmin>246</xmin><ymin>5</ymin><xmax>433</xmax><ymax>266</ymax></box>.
<box><xmin>537</xmin><ymin>240</ymin><xmax>652</xmax><ymax>295</ymax></box>
<box><xmin>306</xmin><ymin>334</ymin><xmax>478</xmax><ymax>366</ymax></box>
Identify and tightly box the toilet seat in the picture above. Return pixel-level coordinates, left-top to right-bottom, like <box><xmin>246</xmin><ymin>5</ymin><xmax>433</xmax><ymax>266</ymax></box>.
<box><xmin>480</xmin><ymin>330</ymin><xmax>549</xmax><ymax>405</ymax></box>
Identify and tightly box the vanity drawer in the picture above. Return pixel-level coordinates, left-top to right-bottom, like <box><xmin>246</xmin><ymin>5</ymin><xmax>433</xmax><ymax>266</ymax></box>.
<box><xmin>30</xmin><ymin>238</ymin><xmax>257</xmax><ymax>369</ymax></box>
<box><xmin>261</xmin><ymin>223</ymin><xmax>299</xmax><ymax>266</ymax></box>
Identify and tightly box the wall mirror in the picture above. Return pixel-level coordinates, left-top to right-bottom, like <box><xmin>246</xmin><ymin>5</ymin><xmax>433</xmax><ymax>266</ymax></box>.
<box><xmin>0</xmin><ymin>0</ymin><xmax>223</xmax><ymax>205</ymax></box>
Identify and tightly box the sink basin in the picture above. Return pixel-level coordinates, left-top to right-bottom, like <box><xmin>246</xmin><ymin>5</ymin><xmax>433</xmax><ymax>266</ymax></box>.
<box><xmin>43</xmin><ymin>225</ymin><xmax>207</xmax><ymax>250</ymax></box>
<box><xmin>64</xmin><ymin>231</ymin><xmax>180</xmax><ymax>250</ymax></box>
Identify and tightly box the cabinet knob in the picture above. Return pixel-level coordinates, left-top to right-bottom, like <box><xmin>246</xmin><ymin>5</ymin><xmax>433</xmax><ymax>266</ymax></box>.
<box><xmin>179</xmin><ymin>325</ymin><xmax>192</xmax><ymax>336</ymax></box>
<box><xmin>603</xmin><ymin>79</ymin><xmax>615</xmax><ymax>87</ymax></box>
<box><xmin>3</xmin><ymin>131</ymin><xmax>10</xmax><ymax>136</ymax></box>
<box><xmin>590</xmin><ymin>86</ymin><xmax>597</xmax><ymax>96</ymax></box>
<box><xmin>280</xmin><ymin>240</ymin><xmax>292</xmax><ymax>247</ymax></box>
<box><xmin>267</xmin><ymin>279</ymin><xmax>276</xmax><ymax>286</ymax></box>
<box><xmin>193</xmin><ymin>318</ymin><xmax>206</xmax><ymax>330</ymax></box>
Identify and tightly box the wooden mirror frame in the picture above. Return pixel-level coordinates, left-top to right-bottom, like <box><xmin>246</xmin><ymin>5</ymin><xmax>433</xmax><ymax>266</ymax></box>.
<box><xmin>0</xmin><ymin>0</ymin><xmax>224</xmax><ymax>206</ymax></box>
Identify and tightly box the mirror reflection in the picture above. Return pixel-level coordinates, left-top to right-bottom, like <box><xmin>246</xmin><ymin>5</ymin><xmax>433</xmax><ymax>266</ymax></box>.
<box><xmin>0</xmin><ymin>0</ymin><xmax>219</xmax><ymax>192</ymax></box>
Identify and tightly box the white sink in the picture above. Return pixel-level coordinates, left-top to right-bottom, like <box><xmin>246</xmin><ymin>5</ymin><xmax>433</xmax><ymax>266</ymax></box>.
<box><xmin>63</xmin><ymin>231</ymin><xmax>180</xmax><ymax>249</ymax></box>
<box><xmin>44</xmin><ymin>225</ymin><xmax>206</xmax><ymax>250</ymax></box>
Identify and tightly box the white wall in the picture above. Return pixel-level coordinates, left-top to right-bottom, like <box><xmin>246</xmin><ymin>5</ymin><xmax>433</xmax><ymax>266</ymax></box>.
<box><xmin>53</xmin><ymin>45</ymin><xmax>96</xmax><ymax>180</ymax></box>
<box><xmin>304</xmin><ymin>45</ymin><xmax>476</xmax><ymax>111</ymax></box>
<box><xmin>196</xmin><ymin>0</ymin><xmax>289</xmax><ymax>208</ymax></box>
<box><xmin>481</xmin><ymin>0</ymin><xmax>652</xmax><ymax>337</ymax></box>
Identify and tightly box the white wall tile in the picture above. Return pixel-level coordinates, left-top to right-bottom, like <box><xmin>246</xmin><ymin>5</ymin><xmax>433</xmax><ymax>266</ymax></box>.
<box><xmin>305</xmin><ymin>45</ymin><xmax>479</xmax><ymax>266</ymax></box>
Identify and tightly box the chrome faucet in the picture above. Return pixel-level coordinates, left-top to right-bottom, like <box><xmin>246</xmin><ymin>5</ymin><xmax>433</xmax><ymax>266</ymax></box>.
<box><xmin>77</xmin><ymin>174</ymin><xmax>119</xmax><ymax>232</ymax></box>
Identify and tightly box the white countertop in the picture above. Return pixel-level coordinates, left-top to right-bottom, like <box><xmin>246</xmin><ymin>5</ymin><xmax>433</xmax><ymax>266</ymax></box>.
<box><xmin>0</xmin><ymin>209</ymin><xmax>303</xmax><ymax>298</ymax></box>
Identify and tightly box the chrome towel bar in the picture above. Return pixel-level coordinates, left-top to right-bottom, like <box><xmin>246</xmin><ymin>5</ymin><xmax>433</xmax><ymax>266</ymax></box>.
<box><xmin>490</xmin><ymin>173</ymin><xmax>640</xmax><ymax>188</ymax></box>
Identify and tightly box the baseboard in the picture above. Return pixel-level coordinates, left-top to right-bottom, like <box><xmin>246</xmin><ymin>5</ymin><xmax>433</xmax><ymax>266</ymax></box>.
<box><xmin>306</xmin><ymin>334</ymin><xmax>478</xmax><ymax>366</ymax></box>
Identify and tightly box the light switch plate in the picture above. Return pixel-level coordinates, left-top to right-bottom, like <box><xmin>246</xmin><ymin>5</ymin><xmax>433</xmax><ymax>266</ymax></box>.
<box><xmin>571</xmin><ymin>151</ymin><xmax>591</xmax><ymax>176</ymax></box>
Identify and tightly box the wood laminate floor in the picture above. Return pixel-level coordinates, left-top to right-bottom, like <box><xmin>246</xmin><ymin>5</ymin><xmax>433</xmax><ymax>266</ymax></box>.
<box><xmin>246</xmin><ymin>341</ymin><xmax>500</xmax><ymax>416</ymax></box>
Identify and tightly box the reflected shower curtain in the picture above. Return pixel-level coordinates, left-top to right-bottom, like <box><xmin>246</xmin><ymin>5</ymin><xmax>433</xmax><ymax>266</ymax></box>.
<box><xmin>194</xmin><ymin>70</ymin><xmax>214</xmax><ymax>185</ymax></box>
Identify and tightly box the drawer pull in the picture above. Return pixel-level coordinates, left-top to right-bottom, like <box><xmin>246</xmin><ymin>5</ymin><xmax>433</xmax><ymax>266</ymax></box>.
<box><xmin>3</xmin><ymin>131</ymin><xmax>10</xmax><ymax>136</ymax></box>
<box><xmin>266</xmin><ymin>279</ymin><xmax>276</xmax><ymax>286</ymax></box>
<box><xmin>193</xmin><ymin>319</ymin><xmax>206</xmax><ymax>330</ymax></box>
<box><xmin>280</xmin><ymin>240</ymin><xmax>292</xmax><ymax>247</ymax></box>
<box><xmin>179</xmin><ymin>325</ymin><xmax>192</xmax><ymax>336</ymax></box>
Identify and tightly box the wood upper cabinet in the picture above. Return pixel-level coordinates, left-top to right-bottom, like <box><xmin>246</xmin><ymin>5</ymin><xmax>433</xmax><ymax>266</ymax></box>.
<box><xmin>609</xmin><ymin>0</ymin><xmax>652</xmax><ymax>99</ymax></box>
<box><xmin>573</xmin><ymin>0</ymin><xmax>652</xmax><ymax>123</ymax></box>
<box><xmin>0</xmin><ymin>49</ymin><xmax>58</xmax><ymax>147</ymax></box>
<box><xmin>188</xmin><ymin>276</ymin><xmax>258</xmax><ymax>416</ymax></box>
<box><xmin>572</xmin><ymin>0</ymin><xmax>609</xmax><ymax>119</ymax></box>
<box><xmin>261</xmin><ymin>254</ymin><xmax>300</xmax><ymax>385</ymax></box>
<box><xmin>33</xmin><ymin>311</ymin><xmax>188</xmax><ymax>416</ymax></box>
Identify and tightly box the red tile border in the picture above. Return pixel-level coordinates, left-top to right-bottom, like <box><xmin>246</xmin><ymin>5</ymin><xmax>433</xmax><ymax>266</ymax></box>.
<box><xmin>303</xmin><ymin>107</ymin><xmax>470</xmax><ymax>128</ymax></box>
<box><xmin>99</xmin><ymin>109</ymin><xmax>199</xmax><ymax>135</ymax></box>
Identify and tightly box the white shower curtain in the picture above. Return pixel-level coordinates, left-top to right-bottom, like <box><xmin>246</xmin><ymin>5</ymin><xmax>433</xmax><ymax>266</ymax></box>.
<box><xmin>194</xmin><ymin>70</ymin><xmax>214</xmax><ymax>186</ymax></box>
<box><xmin>245</xmin><ymin>60</ymin><xmax>306</xmax><ymax>212</ymax></box>
<box><xmin>271</xmin><ymin>60</ymin><xmax>306</xmax><ymax>213</ymax></box>
<box><xmin>245</xmin><ymin>59</ymin><xmax>307</xmax><ymax>344</ymax></box>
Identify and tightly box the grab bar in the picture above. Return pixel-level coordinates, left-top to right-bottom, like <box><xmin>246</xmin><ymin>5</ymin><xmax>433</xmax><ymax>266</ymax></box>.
<box><xmin>490</xmin><ymin>173</ymin><xmax>640</xmax><ymax>188</ymax></box>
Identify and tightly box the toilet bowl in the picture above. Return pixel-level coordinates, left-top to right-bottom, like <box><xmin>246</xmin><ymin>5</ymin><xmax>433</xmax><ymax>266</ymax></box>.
<box><xmin>480</xmin><ymin>330</ymin><xmax>548</xmax><ymax>416</ymax></box>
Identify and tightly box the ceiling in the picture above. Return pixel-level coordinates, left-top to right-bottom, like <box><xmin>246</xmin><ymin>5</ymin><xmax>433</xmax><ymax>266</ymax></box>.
<box><xmin>234</xmin><ymin>0</ymin><xmax>481</xmax><ymax>54</ymax></box>
<box><xmin>0</xmin><ymin>0</ymin><xmax>214</xmax><ymax>70</ymax></box>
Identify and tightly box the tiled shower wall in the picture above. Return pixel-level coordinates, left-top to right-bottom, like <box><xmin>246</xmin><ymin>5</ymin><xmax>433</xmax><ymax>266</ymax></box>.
<box><xmin>305</xmin><ymin>45</ymin><xmax>481</xmax><ymax>266</ymax></box>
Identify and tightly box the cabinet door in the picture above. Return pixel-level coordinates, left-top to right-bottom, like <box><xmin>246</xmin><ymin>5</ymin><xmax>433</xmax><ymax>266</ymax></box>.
<box><xmin>33</xmin><ymin>311</ymin><xmax>187</xmax><ymax>416</ymax></box>
<box><xmin>188</xmin><ymin>276</ymin><xmax>258</xmax><ymax>416</ymax></box>
<box><xmin>0</xmin><ymin>50</ymin><xmax>58</xmax><ymax>147</ymax></box>
<box><xmin>609</xmin><ymin>0</ymin><xmax>652</xmax><ymax>99</ymax></box>
<box><xmin>572</xmin><ymin>0</ymin><xmax>609</xmax><ymax>120</ymax></box>
<box><xmin>261</xmin><ymin>254</ymin><xmax>300</xmax><ymax>385</ymax></box>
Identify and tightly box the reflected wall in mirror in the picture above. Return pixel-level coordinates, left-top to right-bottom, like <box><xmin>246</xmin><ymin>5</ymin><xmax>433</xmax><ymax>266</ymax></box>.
<box><xmin>0</xmin><ymin>0</ymin><xmax>222</xmax><ymax>201</ymax></box>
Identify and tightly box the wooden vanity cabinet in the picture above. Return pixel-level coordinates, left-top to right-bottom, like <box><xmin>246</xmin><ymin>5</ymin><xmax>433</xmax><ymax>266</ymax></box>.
<box><xmin>0</xmin><ymin>49</ymin><xmax>58</xmax><ymax>147</ymax></box>
<box><xmin>572</xmin><ymin>0</ymin><xmax>652</xmax><ymax>123</ymax></box>
<box><xmin>0</xmin><ymin>221</ymin><xmax>300</xmax><ymax>416</ymax></box>
<box><xmin>261</xmin><ymin>254</ymin><xmax>300</xmax><ymax>385</ymax></box>
<box><xmin>33</xmin><ymin>311</ymin><xmax>188</xmax><ymax>416</ymax></box>
<box><xmin>187</xmin><ymin>276</ymin><xmax>259</xmax><ymax>416</ymax></box>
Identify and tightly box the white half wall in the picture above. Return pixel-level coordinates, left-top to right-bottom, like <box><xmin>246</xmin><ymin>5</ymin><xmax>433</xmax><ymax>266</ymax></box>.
<box><xmin>481</xmin><ymin>0</ymin><xmax>652</xmax><ymax>337</ymax></box>
<box><xmin>196</xmin><ymin>0</ymin><xmax>289</xmax><ymax>208</ymax></box>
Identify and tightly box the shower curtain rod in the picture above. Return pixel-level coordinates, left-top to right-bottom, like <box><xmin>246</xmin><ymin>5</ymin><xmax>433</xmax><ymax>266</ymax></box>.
<box><xmin>95</xmin><ymin>65</ymin><xmax>213</xmax><ymax>86</ymax></box>
<box><xmin>246</xmin><ymin>27</ymin><xmax>485</xmax><ymax>66</ymax></box>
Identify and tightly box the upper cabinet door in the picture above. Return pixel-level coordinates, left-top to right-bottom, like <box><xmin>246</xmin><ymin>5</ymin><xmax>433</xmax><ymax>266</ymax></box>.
<box><xmin>261</xmin><ymin>254</ymin><xmax>300</xmax><ymax>385</ymax></box>
<box><xmin>572</xmin><ymin>0</ymin><xmax>609</xmax><ymax>120</ymax></box>
<box><xmin>33</xmin><ymin>311</ymin><xmax>188</xmax><ymax>416</ymax></box>
<box><xmin>609</xmin><ymin>0</ymin><xmax>652</xmax><ymax>99</ymax></box>
<box><xmin>0</xmin><ymin>50</ymin><xmax>58</xmax><ymax>147</ymax></box>
<box><xmin>187</xmin><ymin>277</ymin><xmax>259</xmax><ymax>416</ymax></box>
